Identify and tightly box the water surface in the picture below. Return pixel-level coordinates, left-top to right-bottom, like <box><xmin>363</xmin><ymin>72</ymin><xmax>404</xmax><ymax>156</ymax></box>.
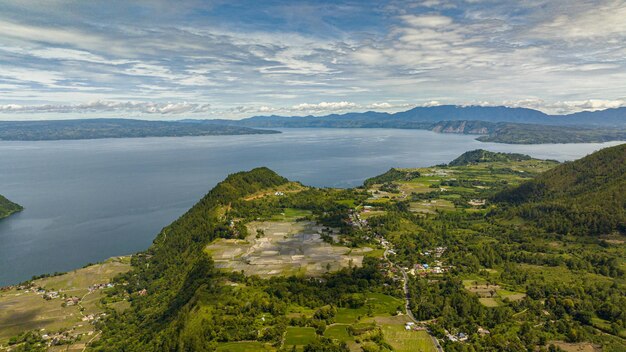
<box><xmin>0</xmin><ymin>128</ymin><xmax>622</xmax><ymax>285</ymax></box>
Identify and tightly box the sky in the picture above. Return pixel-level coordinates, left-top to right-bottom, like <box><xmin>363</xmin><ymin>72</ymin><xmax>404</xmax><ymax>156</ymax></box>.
<box><xmin>1</xmin><ymin>0</ymin><xmax>626</xmax><ymax>120</ymax></box>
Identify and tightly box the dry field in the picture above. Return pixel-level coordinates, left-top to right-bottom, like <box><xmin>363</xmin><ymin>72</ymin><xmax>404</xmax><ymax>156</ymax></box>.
<box><xmin>206</xmin><ymin>221</ymin><xmax>369</xmax><ymax>277</ymax></box>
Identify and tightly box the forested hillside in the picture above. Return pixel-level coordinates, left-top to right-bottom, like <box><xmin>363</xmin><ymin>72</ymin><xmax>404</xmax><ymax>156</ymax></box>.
<box><xmin>449</xmin><ymin>149</ymin><xmax>532</xmax><ymax>166</ymax></box>
<box><xmin>495</xmin><ymin>143</ymin><xmax>626</xmax><ymax>235</ymax></box>
<box><xmin>93</xmin><ymin>167</ymin><xmax>290</xmax><ymax>349</ymax></box>
<box><xmin>0</xmin><ymin>194</ymin><xmax>22</xmax><ymax>219</ymax></box>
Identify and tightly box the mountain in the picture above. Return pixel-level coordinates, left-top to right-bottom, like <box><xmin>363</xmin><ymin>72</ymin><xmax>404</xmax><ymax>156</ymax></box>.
<box><xmin>204</xmin><ymin>105</ymin><xmax>626</xmax><ymax>128</ymax></box>
<box><xmin>0</xmin><ymin>119</ymin><xmax>279</xmax><ymax>141</ymax></box>
<box><xmin>494</xmin><ymin>143</ymin><xmax>626</xmax><ymax>235</ymax></box>
<box><xmin>0</xmin><ymin>195</ymin><xmax>22</xmax><ymax>219</ymax></box>
<box><xmin>94</xmin><ymin>167</ymin><xmax>291</xmax><ymax>350</ymax></box>
<box><xmin>448</xmin><ymin>149</ymin><xmax>532</xmax><ymax>166</ymax></box>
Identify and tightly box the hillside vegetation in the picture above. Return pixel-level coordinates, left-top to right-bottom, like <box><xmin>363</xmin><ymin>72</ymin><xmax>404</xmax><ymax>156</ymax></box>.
<box><xmin>449</xmin><ymin>149</ymin><xmax>532</xmax><ymax>166</ymax></box>
<box><xmin>0</xmin><ymin>194</ymin><xmax>22</xmax><ymax>219</ymax></box>
<box><xmin>495</xmin><ymin>143</ymin><xmax>626</xmax><ymax>235</ymax></box>
<box><xmin>3</xmin><ymin>148</ymin><xmax>625</xmax><ymax>352</ymax></box>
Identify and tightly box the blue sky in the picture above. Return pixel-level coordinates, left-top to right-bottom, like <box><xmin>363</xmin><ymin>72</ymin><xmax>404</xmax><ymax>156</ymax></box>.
<box><xmin>1</xmin><ymin>0</ymin><xmax>625</xmax><ymax>120</ymax></box>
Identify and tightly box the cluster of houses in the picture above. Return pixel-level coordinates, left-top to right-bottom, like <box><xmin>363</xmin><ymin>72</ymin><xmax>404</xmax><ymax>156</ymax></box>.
<box><xmin>42</xmin><ymin>290</ymin><xmax>60</xmax><ymax>300</ymax></box>
<box><xmin>41</xmin><ymin>332</ymin><xmax>76</xmax><ymax>346</ymax></box>
<box><xmin>446</xmin><ymin>332</ymin><xmax>468</xmax><ymax>342</ymax></box>
<box><xmin>408</xmin><ymin>247</ymin><xmax>450</xmax><ymax>276</ymax></box>
<box><xmin>88</xmin><ymin>282</ymin><xmax>114</xmax><ymax>293</ymax></box>
<box><xmin>444</xmin><ymin>327</ymin><xmax>490</xmax><ymax>343</ymax></box>
<box><xmin>65</xmin><ymin>296</ymin><xmax>80</xmax><ymax>306</ymax></box>
<box><xmin>81</xmin><ymin>312</ymin><xmax>107</xmax><ymax>322</ymax></box>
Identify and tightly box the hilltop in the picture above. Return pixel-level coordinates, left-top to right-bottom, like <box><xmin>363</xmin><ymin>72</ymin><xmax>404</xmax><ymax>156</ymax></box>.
<box><xmin>448</xmin><ymin>149</ymin><xmax>532</xmax><ymax>166</ymax></box>
<box><xmin>0</xmin><ymin>194</ymin><xmax>22</xmax><ymax>219</ymax></box>
<box><xmin>495</xmin><ymin>143</ymin><xmax>626</xmax><ymax>235</ymax></box>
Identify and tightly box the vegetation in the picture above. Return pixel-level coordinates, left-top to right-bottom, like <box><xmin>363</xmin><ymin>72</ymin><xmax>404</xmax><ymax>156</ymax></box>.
<box><xmin>476</xmin><ymin>123</ymin><xmax>626</xmax><ymax>144</ymax></box>
<box><xmin>0</xmin><ymin>119</ymin><xmax>279</xmax><ymax>141</ymax></box>
<box><xmin>495</xmin><ymin>143</ymin><xmax>626</xmax><ymax>236</ymax></box>
<box><xmin>3</xmin><ymin>145</ymin><xmax>625</xmax><ymax>351</ymax></box>
<box><xmin>448</xmin><ymin>149</ymin><xmax>532</xmax><ymax>166</ymax></box>
<box><xmin>0</xmin><ymin>194</ymin><xmax>22</xmax><ymax>219</ymax></box>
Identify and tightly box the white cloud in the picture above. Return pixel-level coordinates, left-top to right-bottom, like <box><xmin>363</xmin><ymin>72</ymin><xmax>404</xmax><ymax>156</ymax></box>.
<box><xmin>290</xmin><ymin>101</ymin><xmax>357</xmax><ymax>112</ymax></box>
<box><xmin>0</xmin><ymin>101</ymin><xmax>212</xmax><ymax>114</ymax></box>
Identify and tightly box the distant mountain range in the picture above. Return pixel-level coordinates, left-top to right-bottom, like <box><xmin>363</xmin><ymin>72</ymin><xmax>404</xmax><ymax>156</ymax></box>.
<box><xmin>201</xmin><ymin>105</ymin><xmax>626</xmax><ymax>128</ymax></box>
<box><xmin>1</xmin><ymin>106</ymin><xmax>624</xmax><ymax>143</ymax></box>
<box><xmin>194</xmin><ymin>105</ymin><xmax>626</xmax><ymax>144</ymax></box>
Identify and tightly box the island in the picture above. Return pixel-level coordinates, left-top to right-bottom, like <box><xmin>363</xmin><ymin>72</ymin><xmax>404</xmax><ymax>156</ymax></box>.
<box><xmin>0</xmin><ymin>195</ymin><xmax>22</xmax><ymax>219</ymax></box>
<box><xmin>1</xmin><ymin>144</ymin><xmax>625</xmax><ymax>351</ymax></box>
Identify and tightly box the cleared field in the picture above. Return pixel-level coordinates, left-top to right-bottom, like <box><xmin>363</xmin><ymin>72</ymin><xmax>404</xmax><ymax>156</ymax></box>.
<box><xmin>0</xmin><ymin>257</ymin><xmax>131</xmax><ymax>347</ymax></box>
<box><xmin>462</xmin><ymin>279</ymin><xmax>525</xmax><ymax>306</ymax></box>
<box><xmin>376</xmin><ymin>316</ymin><xmax>437</xmax><ymax>352</ymax></box>
<box><xmin>324</xmin><ymin>324</ymin><xmax>353</xmax><ymax>341</ymax></box>
<box><xmin>284</xmin><ymin>326</ymin><xmax>317</xmax><ymax>346</ymax></box>
<box><xmin>206</xmin><ymin>221</ymin><xmax>367</xmax><ymax>277</ymax></box>
<box><xmin>334</xmin><ymin>293</ymin><xmax>403</xmax><ymax>324</ymax></box>
<box><xmin>409</xmin><ymin>199</ymin><xmax>455</xmax><ymax>214</ymax></box>
<box><xmin>216</xmin><ymin>341</ymin><xmax>275</xmax><ymax>351</ymax></box>
<box><xmin>548</xmin><ymin>341</ymin><xmax>601</xmax><ymax>352</ymax></box>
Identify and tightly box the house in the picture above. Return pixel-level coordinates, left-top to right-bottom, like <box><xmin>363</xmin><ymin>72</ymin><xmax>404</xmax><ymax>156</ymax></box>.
<box><xmin>137</xmin><ymin>289</ymin><xmax>148</xmax><ymax>296</ymax></box>
<box><xmin>65</xmin><ymin>296</ymin><xmax>80</xmax><ymax>306</ymax></box>
<box><xmin>274</xmin><ymin>191</ymin><xmax>284</xmax><ymax>196</ymax></box>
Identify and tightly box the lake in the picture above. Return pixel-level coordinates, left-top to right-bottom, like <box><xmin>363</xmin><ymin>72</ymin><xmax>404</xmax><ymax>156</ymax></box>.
<box><xmin>0</xmin><ymin>128</ymin><xmax>623</xmax><ymax>285</ymax></box>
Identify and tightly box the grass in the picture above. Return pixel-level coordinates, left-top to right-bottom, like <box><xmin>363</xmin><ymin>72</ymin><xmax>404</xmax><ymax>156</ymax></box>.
<box><xmin>324</xmin><ymin>324</ymin><xmax>353</xmax><ymax>341</ymax></box>
<box><xmin>271</xmin><ymin>208</ymin><xmax>312</xmax><ymax>221</ymax></box>
<box><xmin>216</xmin><ymin>341</ymin><xmax>275</xmax><ymax>351</ymax></box>
<box><xmin>334</xmin><ymin>293</ymin><xmax>402</xmax><ymax>324</ymax></box>
<box><xmin>284</xmin><ymin>327</ymin><xmax>317</xmax><ymax>346</ymax></box>
<box><xmin>379</xmin><ymin>322</ymin><xmax>437</xmax><ymax>352</ymax></box>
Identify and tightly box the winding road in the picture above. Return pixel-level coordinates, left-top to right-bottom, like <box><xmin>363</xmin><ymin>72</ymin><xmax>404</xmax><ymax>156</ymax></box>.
<box><xmin>382</xmin><ymin>243</ymin><xmax>444</xmax><ymax>352</ymax></box>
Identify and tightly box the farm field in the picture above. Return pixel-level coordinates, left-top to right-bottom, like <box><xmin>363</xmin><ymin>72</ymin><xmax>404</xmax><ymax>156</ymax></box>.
<box><xmin>206</xmin><ymin>220</ymin><xmax>368</xmax><ymax>277</ymax></box>
<box><xmin>0</xmin><ymin>257</ymin><xmax>131</xmax><ymax>349</ymax></box>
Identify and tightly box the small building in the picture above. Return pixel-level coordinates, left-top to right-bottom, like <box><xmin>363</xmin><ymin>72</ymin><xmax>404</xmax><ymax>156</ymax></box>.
<box><xmin>65</xmin><ymin>296</ymin><xmax>80</xmax><ymax>306</ymax></box>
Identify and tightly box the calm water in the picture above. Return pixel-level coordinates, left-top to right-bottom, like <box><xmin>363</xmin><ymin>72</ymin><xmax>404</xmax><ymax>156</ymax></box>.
<box><xmin>0</xmin><ymin>128</ymin><xmax>623</xmax><ymax>285</ymax></box>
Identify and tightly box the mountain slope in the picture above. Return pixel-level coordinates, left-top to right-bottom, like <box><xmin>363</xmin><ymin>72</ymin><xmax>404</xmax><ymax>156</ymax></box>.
<box><xmin>94</xmin><ymin>168</ymin><xmax>290</xmax><ymax>350</ymax></box>
<box><xmin>494</xmin><ymin>143</ymin><xmax>626</xmax><ymax>235</ymax></box>
<box><xmin>0</xmin><ymin>195</ymin><xmax>22</xmax><ymax>219</ymax></box>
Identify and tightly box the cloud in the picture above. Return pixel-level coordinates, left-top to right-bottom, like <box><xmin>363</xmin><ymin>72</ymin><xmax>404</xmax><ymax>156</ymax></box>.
<box><xmin>290</xmin><ymin>101</ymin><xmax>357</xmax><ymax>112</ymax></box>
<box><xmin>0</xmin><ymin>101</ymin><xmax>212</xmax><ymax>114</ymax></box>
<box><xmin>0</xmin><ymin>1</ymin><xmax>625</xmax><ymax>120</ymax></box>
<box><xmin>399</xmin><ymin>14</ymin><xmax>453</xmax><ymax>28</ymax></box>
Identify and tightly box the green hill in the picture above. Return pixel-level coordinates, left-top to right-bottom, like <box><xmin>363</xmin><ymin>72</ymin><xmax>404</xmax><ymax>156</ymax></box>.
<box><xmin>0</xmin><ymin>195</ymin><xmax>22</xmax><ymax>219</ymax></box>
<box><xmin>93</xmin><ymin>168</ymin><xmax>291</xmax><ymax>350</ymax></box>
<box><xmin>448</xmin><ymin>149</ymin><xmax>532</xmax><ymax>166</ymax></box>
<box><xmin>494</xmin><ymin>143</ymin><xmax>626</xmax><ymax>235</ymax></box>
